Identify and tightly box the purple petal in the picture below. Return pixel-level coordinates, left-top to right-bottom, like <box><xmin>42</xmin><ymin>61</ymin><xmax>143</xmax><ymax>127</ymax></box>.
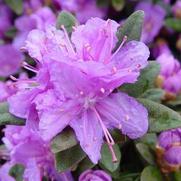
<box><xmin>96</xmin><ymin>92</ymin><xmax>148</xmax><ymax>139</ymax></box>
<box><xmin>0</xmin><ymin>162</ymin><xmax>15</xmax><ymax>181</ymax></box>
<box><xmin>70</xmin><ymin>109</ymin><xmax>103</xmax><ymax>164</ymax></box>
<box><xmin>8</xmin><ymin>88</ymin><xmax>40</xmax><ymax>118</ymax></box>
<box><xmin>23</xmin><ymin>159</ymin><xmax>41</xmax><ymax>181</ymax></box>
<box><xmin>164</xmin><ymin>146</ymin><xmax>181</xmax><ymax>165</ymax></box>
<box><xmin>0</xmin><ymin>45</ymin><xmax>24</xmax><ymax>77</ymax></box>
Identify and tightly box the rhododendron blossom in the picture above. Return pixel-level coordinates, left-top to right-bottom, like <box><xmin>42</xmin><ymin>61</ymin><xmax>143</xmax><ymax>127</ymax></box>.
<box><xmin>2</xmin><ymin>125</ymin><xmax>64</xmax><ymax>181</ymax></box>
<box><xmin>9</xmin><ymin>18</ymin><xmax>150</xmax><ymax>164</ymax></box>
<box><xmin>157</xmin><ymin>53</ymin><xmax>181</xmax><ymax>95</ymax></box>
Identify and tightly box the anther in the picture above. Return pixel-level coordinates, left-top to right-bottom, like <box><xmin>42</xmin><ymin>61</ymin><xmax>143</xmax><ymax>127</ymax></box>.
<box><xmin>100</xmin><ymin>88</ymin><xmax>105</xmax><ymax>93</ymax></box>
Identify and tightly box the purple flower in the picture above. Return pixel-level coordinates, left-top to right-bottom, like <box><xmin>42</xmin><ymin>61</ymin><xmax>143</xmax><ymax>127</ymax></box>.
<box><xmin>0</xmin><ymin>44</ymin><xmax>24</xmax><ymax>77</ymax></box>
<box><xmin>23</xmin><ymin>0</ymin><xmax>43</xmax><ymax>14</ymax></box>
<box><xmin>157</xmin><ymin>53</ymin><xmax>181</xmax><ymax>94</ymax></box>
<box><xmin>157</xmin><ymin>128</ymin><xmax>181</xmax><ymax>166</ymax></box>
<box><xmin>172</xmin><ymin>0</ymin><xmax>181</xmax><ymax>18</ymax></box>
<box><xmin>13</xmin><ymin>7</ymin><xmax>56</xmax><ymax>49</ymax></box>
<box><xmin>0</xmin><ymin>3</ymin><xmax>12</xmax><ymax>38</ymax></box>
<box><xmin>135</xmin><ymin>2</ymin><xmax>166</xmax><ymax>44</ymax></box>
<box><xmin>0</xmin><ymin>162</ymin><xmax>15</xmax><ymax>181</ymax></box>
<box><xmin>53</xmin><ymin>0</ymin><xmax>105</xmax><ymax>23</ymax></box>
<box><xmin>152</xmin><ymin>39</ymin><xmax>171</xmax><ymax>58</ymax></box>
<box><xmin>2</xmin><ymin>125</ymin><xmax>64</xmax><ymax>181</ymax></box>
<box><xmin>9</xmin><ymin>18</ymin><xmax>149</xmax><ymax>164</ymax></box>
<box><xmin>79</xmin><ymin>169</ymin><xmax>112</xmax><ymax>181</ymax></box>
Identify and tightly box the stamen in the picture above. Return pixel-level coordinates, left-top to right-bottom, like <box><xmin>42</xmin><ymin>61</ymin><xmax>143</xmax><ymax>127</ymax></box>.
<box><xmin>93</xmin><ymin>108</ymin><xmax>118</xmax><ymax>162</ymax></box>
<box><xmin>22</xmin><ymin>62</ymin><xmax>38</xmax><ymax>73</ymax></box>
<box><xmin>10</xmin><ymin>75</ymin><xmax>18</xmax><ymax>81</ymax></box>
<box><xmin>111</xmin><ymin>36</ymin><xmax>127</xmax><ymax>60</ymax></box>
<box><xmin>61</xmin><ymin>25</ymin><xmax>76</xmax><ymax>56</ymax></box>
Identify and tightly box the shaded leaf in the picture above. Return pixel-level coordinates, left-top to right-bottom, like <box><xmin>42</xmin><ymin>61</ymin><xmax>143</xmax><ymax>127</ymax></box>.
<box><xmin>99</xmin><ymin>144</ymin><xmax>121</xmax><ymax>172</ymax></box>
<box><xmin>5</xmin><ymin>27</ymin><xmax>17</xmax><ymax>38</ymax></box>
<box><xmin>141</xmin><ymin>88</ymin><xmax>165</xmax><ymax>102</ymax></box>
<box><xmin>165</xmin><ymin>18</ymin><xmax>181</xmax><ymax>32</ymax></box>
<box><xmin>112</xmin><ymin>0</ymin><xmax>125</xmax><ymax>11</ymax></box>
<box><xmin>140</xmin><ymin>166</ymin><xmax>163</xmax><ymax>181</ymax></box>
<box><xmin>136</xmin><ymin>143</ymin><xmax>155</xmax><ymax>165</ymax></box>
<box><xmin>137</xmin><ymin>133</ymin><xmax>157</xmax><ymax>150</ymax></box>
<box><xmin>120</xmin><ymin>62</ymin><xmax>160</xmax><ymax>98</ymax></box>
<box><xmin>0</xmin><ymin>102</ymin><xmax>25</xmax><ymax>126</ymax></box>
<box><xmin>116</xmin><ymin>10</ymin><xmax>144</xmax><ymax>44</ymax></box>
<box><xmin>77</xmin><ymin>157</ymin><xmax>95</xmax><ymax>173</ymax></box>
<box><xmin>55</xmin><ymin>144</ymin><xmax>86</xmax><ymax>172</ymax></box>
<box><xmin>174</xmin><ymin>171</ymin><xmax>181</xmax><ymax>181</ymax></box>
<box><xmin>138</xmin><ymin>98</ymin><xmax>181</xmax><ymax>133</ymax></box>
<box><xmin>4</xmin><ymin>0</ymin><xmax>22</xmax><ymax>15</ymax></box>
<box><xmin>9</xmin><ymin>164</ymin><xmax>25</xmax><ymax>181</ymax></box>
<box><xmin>56</xmin><ymin>11</ymin><xmax>78</xmax><ymax>33</ymax></box>
<box><xmin>51</xmin><ymin>128</ymin><xmax>77</xmax><ymax>153</ymax></box>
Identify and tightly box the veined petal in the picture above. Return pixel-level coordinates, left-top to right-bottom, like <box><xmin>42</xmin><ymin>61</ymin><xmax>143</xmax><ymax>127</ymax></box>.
<box><xmin>25</xmin><ymin>29</ymin><xmax>46</xmax><ymax>61</ymax></box>
<box><xmin>23</xmin><ymin>159</ymin><xmax>41</xmax><ymax>181</ymax></box>
<box><xmin>71</xmin><ymin>17</ymin><xmax>119</xmax><ymax>62</ymax></box>
<box><xmin>96</xmin><ymin>92</ymin><xmax>148</xmax><ymax>139</ymax></box>
<box><xmin>8</xmin><ymin>88</ymin><xmax>41</xmax><ymax>118</ymax></box>
<box><xmin>70</xmin><ymin>109</ymin><xmax>103</xmax><ymax>164</ymax></box>
<box><xmin>39</xmin><ymin>108</ymin><xmax>70</xmax><ymax>141</ymax></box>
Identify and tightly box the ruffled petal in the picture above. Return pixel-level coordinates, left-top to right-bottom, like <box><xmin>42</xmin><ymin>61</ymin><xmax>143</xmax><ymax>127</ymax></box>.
<box><xmin>71</xmin><ymin>18</ymin><xmax>119</xmax><ymax>62</ymax></box>
<box><xmin>96</xmin><ymin>92</ymin><xmax>148</xmax><ymax>139</ymax></box>
<box><xmin>70</xmin><ymin>109</ymin><xmax>103</xmax><ymax>164</ymax></box>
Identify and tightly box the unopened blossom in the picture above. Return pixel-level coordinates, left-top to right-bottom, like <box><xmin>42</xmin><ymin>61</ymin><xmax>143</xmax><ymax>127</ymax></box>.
<box><xmin>172</xmin><ymin>0</ymin><xmax>181</xmax><ymax>18</ymax></box>
<box><xmin>0</xmin><ymin>3</ymin><xmax>12</xmax><ymax>38</ymax></box>
<box><xmin>53</xmin><ymin>0</ymin><xmax>105</xmax><ymax>23</ymax></box>
<box><xmin>157</xmin><ymin>53</ymin><xmax>181</xmax><ymax>95</ymax></box>
<box><xmin>13</xmin><ymin>7</ymin><xmax>56</xmax><ymax>49</ymax></box>
<box><xmin>157</xmin><ymin>128</ymin><xmax>181</xmax><ymax>172</ymax></box>
<box><xmin>136</xmin><ymin>2</ymin><xmax>166</xmax><ymax>44</ymax></box>
<box><xmin>0</xmin><ymin>44</ymin><xmax>24</xmax><ymax>77</ymax></box>
<box><xmin>2</xmin><ymin>125</ymin><xmax>64</xmax><ymax>181</ymax></box>
<box><xmin>79</xmin><ymin>169</ymin><xmax>112</xmax><ymax>181</ymax></box>
<box><xmin>10</xmin><ymin>18</ymin><xmax>149</xmax><ymax>164</ymax></box>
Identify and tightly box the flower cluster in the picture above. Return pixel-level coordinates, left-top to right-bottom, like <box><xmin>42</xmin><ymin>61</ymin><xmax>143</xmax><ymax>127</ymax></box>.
<box><xmin>0</xmin><ymin>0</ymin><xmax>180</xmax><ymax>180</ymax></box>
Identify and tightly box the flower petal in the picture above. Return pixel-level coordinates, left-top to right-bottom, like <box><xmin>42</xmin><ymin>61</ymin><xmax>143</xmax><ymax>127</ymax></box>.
<box><xmin>70</xmin><ymin>109</ymin><xmax>103</xmax><ymax>164</ymax></box>
<box><xmin>96</xmin><ymin>92</ymin><xmax>148</xmax><ymax>139</ymax></box>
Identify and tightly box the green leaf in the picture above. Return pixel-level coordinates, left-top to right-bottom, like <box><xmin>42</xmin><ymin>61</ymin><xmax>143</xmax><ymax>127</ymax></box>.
<box><xmin>174</xmin><ymin>171</ymin><xmax>181</xmax><ymax>181</ymax></box>
<box><xmin>0</xmin><ymin>102</ymin><xmax>25</xmax><ymax>126</ymax></box>
<box><xmin>137</xmin><ymin>133</ymin><xmax>157</xmax><ymax>150</ymax></box>
<box><xmin>9</xmin><ymin>164</ymin><xmax>25</xmax><ymax>181</ymax></box>
<box><xmin>51</xmin><ymin>129</ymin><xmax>77</xmax><ymax>153</ymax></box>
<box><xmin>77</xmin><ymin>157</ymin><xmax>95</xmax><ymax>173</ymax></box>
<box><xmin>4</xmin><ymin>0</ymin><xmax>22</xmax><ymax>15</ymax></box>
<box><xmin>138</xmin><ymin>98</ymin><xmax>181</xmax><ymax>133</ymax></box>
<box><xmin>112</xmin><ymin>0</ymin><xmax>125</xmax><ymax>11</ymax></box>
<box><xmin>116</xmin><ymin>10</ymin><xmax>144</xmax><ymax>44</ymax></box>
<box><xmin>99</xmin><ymin>144</ymin><xmax>121</xmax><ymax>172</ymax></box>
<box><xmin>120</xmin><ymin>62</ymin><xmax>160</xmax><ymax>98</ymax></box>
<box><xmin>136</xmin><ymin>143</ymin><xmax>155</xmax><ymax>165</ymax></box>
<box><xmin>96</xmin><ymin>0</ymin><xmax>109</xmax><ymax>7</ymax></box>
<box><xmin>140</xmin><ymin>166</ymin><xmax>163</xmax><ymax>181</ymax></box>
<box><xmin>141</xmin><ymin>88</ymin><xmax>165</xmax><ymax>102</ymax></box>
<box><xmin>55</xmin><ymin>144</ymin><xmax>86</xmax><ymax>172</ymax></box>
<box><xmin>165</xmin><ymin>18</ymin><xmax>181</xmax><ymax>32</ymax></box>
<box><xmin>56</xmin><ymin>11</ymin><xmax>78</xmax><ymax>33</ymax></box>
<box><xmin>5</xmin><ymin>27</ymin><xmax>17</xmax><ymax>38</ymax></box>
